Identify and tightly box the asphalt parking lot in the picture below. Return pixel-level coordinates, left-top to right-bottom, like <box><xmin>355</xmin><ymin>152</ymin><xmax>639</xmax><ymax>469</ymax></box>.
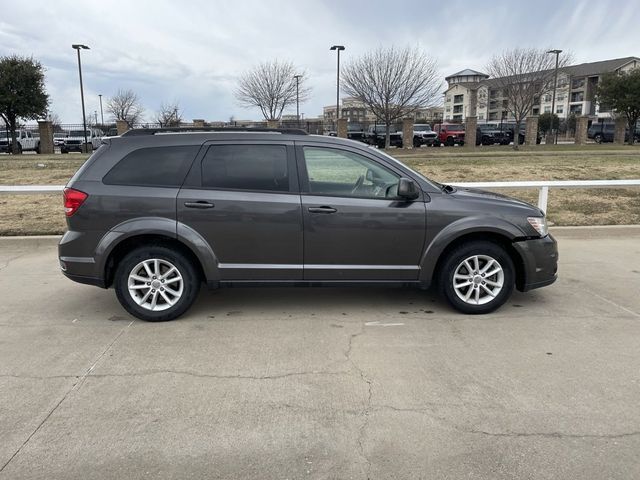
<box><xmin>1</xmin><ymin>227</ymin><xmax>639</xmax><ymax>479</ymax></box>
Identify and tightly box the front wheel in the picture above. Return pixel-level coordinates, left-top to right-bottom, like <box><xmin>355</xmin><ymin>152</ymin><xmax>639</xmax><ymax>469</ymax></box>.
<box><xmin>438</xmin><ymin>241</ymin><xmax>515</xmax><ymax>314</ymax></box>
<box><xmin>114</xmin><ymin>245</ymin><xmax>201</xmax><ymax>321</ymax></box>
<box><xmin>594</xmin><ymin>134</ymin><xmax>602</xmax><ymax>144</ymax></box>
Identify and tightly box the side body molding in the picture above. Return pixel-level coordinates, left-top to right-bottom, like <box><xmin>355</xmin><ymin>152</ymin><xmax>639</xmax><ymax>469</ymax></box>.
<box><xmin>418</xmin><ymin>216</ymin><xmax>527</xmax><ymax>287</ymax></box>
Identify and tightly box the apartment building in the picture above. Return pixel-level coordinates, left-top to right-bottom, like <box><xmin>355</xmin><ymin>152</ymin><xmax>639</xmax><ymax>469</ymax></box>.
<box><xmin>323</xmin><ymin>97</ymin><xmax>444</xmax><ymax>124</ymax></box>
<box><xmin>443</xmin><ymin>56</ymin><xmax>640</xmax><ymax>123</ymax></box>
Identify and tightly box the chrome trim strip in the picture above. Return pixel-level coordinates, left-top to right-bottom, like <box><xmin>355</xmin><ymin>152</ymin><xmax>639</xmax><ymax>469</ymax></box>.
<box><xmin>218</xmin><ymin>263</ymin><xmax>419</xmax><ymax>270</ymax></box>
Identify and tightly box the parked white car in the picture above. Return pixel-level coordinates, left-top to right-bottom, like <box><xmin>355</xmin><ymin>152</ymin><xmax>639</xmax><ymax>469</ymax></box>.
<box><xmin>0</xmin><ymin>129</ymin><xmax>40</xmax><ymax>153</ymax></box>
<box><xmin>61</xmin><ymin>128</ymin><xmax>103</xmax><ymax>153</ymax></box>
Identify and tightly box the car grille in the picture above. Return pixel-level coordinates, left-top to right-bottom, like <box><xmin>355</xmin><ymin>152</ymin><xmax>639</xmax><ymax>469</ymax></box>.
<box><xmin>65</xmin><ymin>140</ymin><xmax>82</xmax><ymax>145</ymax></box>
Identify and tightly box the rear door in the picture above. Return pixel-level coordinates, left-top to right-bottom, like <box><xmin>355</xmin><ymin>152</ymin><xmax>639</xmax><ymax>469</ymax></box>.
<box><xmin>297</xmin><ymin>143</ymin><xmax>426</xmax><ymax>281</ymax></box>
<box><xmin>177</xmin><ymin>141</ymin><xmax>303</xmax><ymax>280</ymax></box>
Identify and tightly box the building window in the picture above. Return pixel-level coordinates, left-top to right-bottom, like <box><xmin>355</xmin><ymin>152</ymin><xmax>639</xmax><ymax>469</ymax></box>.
<box><xmin>572</xmin><ymin>78</ymin><xmax>585</xmax><ymax>89</ymax></box>
<box><xmin>544</xmin><ymin>94</ymin><xmax>552</xmax><ymax>102</ymax></box>
<box><xmin>570</xmin><ymin>104</ymin><xmax>583</xmax><ymax>115</ymax></box>
<box><xmin>488</xmin><ymin>112</ymin><xmax>498</xmax><ymax>120</ymax></box>
<box><xmin>453</xmin><ymin>115</ymin><xmax>462</xmax><ymax>121</ymax></box>
<box><xmin>557</xmin><ymin>94</ymin><xmax>565</xmax><ymax>102</ymax></box>
<box><xmin>532</xmin><ymin>107</ymin><xmax>540</xmax><ymax>115</ymax></box>
<box><xmin>478</xmin><ymin>114</ymin><xmax>484</xmax><ymax>120</ymax></box>
<box><xmin>445</xmin><ymin>106</ymin><xmax>451</xmax><ymax>112</ymax></box>
<box><xmin>453</xmin><ymin>94</ymin><xmax>464</xmax><ymax>103</ymax></box>
<box><xmin>446</xmin><ymin>96</ymin><xmax>451</xmax><ymax>102</ymax></box>
<box><xmin>453</xmin><ymin>105</ymin><xmax>463</xmax><ymax>113</ymax></box>
<box><xmin>571</xmin><ymin>92</ymin><xmax>584</xmax><ymax>102</ymax></box>
<box><xmin>556</xmin><ymin>106</ymin><xmax>564</xmax><ymax>114</ymax></box>
<box><xmin>544</xmin><ymin>106</ymin><xmax>551</xmax><ymax>113</ymax></box>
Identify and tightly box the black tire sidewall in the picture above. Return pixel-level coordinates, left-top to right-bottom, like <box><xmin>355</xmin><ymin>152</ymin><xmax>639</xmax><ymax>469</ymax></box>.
<box><xmin>439</xmin><ymin>241</ymin><xmax>515</xmax><ymax>314</ymax></box>
<box><xmin>114</xmin><ymin>246</ymin><xmax>200</xmax><ymax>321</ymax></box>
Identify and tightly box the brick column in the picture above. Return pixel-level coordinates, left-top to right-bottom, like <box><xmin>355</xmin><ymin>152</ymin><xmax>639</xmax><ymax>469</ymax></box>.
<box><xmin>614</xmin><ymin>117</ymin><xmax>626</xmax><ymax>145</ymax></box>
<box><xmin>574</xmin><ymin>116</ymin><xmax>588</xmax><ymax>145</ymax></box>
<box><xmin>465</xmin><ymin>116</ymin><xmax>477</xmax><ymax>148</ymax></box>
<box><xmin>402</xmin><ymin>118</ymin><xmax>414</xmax><ymax>149</ymax></box>
<box><xmin>193</xmin><ymin>119</ymin><xmax>205</xmax><ymax>128</ymax></box>
<box><xmin>337</xmin><ymin>118</ymin><xmax>348</xmax><ymax>138</ymax></box>
<box><xmin>37</xmin><ymin>121</ymin><xmax>54</xmax><ymax>154</ymax></box>
<box><xmin>116</xmin><ymin>120</ymin><xmax>129</xmax><ymax>135</ymax></box>
<box><xmin>525</xmin><ymin>116</ymin><xmax>539</xmax><ymax>146</ymax></box>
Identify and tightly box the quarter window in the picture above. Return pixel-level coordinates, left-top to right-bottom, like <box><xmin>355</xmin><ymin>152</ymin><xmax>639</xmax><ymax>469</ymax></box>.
<box><xmin>201</xmin><ymin>144</ymin><xmax>289</xmax><ymax>192</ymax></box>
<box><xmin>303</xmin><ymin>147</ymin><xmax>399</xmax><ymax>199</ymax></box>
<box><xmin>103</xmin><ymin>146</ymin><xmax>199</xmax><ymax>187</ymax></box>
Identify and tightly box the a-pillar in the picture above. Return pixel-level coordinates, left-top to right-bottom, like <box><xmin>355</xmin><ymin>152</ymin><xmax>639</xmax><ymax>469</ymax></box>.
<box><xmin>574</xmin><ymin>116</ymin><xmax>589</xmax><ymax>145</ymax></box>
<box><xmin>465</xmin><ymin>116</ymin><xmax>477</xmax><ymax>148</ymax></box>
<box><xmin>37</xmin><ymin>121</ymin><xmax>54</xmax><ymax>154</ymax></box>
<box><xmin>525</xmin><ymin>116</ymin><xmax>539</xmax><ymax>146</ymax></box>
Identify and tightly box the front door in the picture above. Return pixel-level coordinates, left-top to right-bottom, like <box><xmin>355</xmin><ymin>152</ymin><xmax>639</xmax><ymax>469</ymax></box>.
<box><xmin>177</xmin><ymin>142</ymin><xmax>303</xmax><ymax>280</ymax></box>
<box><xmin>298</xmin><ymin>145</ymin><xmax>426</xmax><ymax>281</ymax></box>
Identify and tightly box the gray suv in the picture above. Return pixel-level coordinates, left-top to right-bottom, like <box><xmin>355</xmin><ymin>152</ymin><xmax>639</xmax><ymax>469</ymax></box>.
<box><xmin>59</xmin><ymin>128</ymin><xmax>558</xmax><ymax>321</ymax></box>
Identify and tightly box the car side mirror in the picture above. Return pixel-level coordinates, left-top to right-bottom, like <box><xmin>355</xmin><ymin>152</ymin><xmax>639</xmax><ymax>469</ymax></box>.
<box><xmin>397</xmin><ymin>177</ymin><xmax>419</xmax><ymax>200</ymax></box>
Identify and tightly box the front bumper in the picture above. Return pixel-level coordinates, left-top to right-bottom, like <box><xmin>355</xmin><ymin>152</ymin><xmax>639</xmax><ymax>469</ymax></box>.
<box><xmin>512</xmin><ymin>234</ymin><xmax>558</xmax><ymax>292</ymax></box>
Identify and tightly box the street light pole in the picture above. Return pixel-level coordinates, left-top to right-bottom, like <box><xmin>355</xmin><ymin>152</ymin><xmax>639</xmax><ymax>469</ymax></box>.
<box><xmin>293</xmin><ymin>74</ymin><xmax>302</xmax><ymax>127</ymax></box>
<box><xmin>330</xmin><ymin>45</ymin><xmax>345</xmax><ymax>128</ymax></box>
<box><xmin>72</xmin><ymin>44</ymin><xmax>90</xmax><ymax>150</ymax></box>
<box><xmin>547</xmin><ymin>49</ymin><xmax>562</xmax><ymax>144</ymax></box>
<box><xmin>98</xmin><ymin>94</ymin><xmax>104</xmax><ymax>125</ymax></box>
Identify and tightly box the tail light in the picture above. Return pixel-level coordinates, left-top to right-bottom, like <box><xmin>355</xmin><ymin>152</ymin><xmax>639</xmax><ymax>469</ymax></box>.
<box><xmin>63</xmin><ymin>187</ymin><xmax>88</xmax><ymax>217</ymax></box>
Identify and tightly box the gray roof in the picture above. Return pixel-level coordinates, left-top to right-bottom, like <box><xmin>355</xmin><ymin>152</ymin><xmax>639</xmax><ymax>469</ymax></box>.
<box><xmin>446</xmin><ymin>69</ymin><xmax>489</xmax><ymax>79</ymax></box>
<box><xmin>562</xmin><ymin>57</ymin><xmax>640</xmax><ymax>77</ymax></box>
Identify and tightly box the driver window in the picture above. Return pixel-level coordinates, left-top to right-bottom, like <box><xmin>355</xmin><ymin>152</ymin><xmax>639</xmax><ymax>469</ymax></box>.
<box><xmin>303</xmin><ymin>147</ymin><xmax>399</xmax><ymax>199</ymax></box>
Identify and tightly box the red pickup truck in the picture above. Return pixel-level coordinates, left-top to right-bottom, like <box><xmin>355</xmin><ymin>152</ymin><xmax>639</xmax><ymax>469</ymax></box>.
<box><xmin>433</xmin><ymin>123</ymin><xmax>465</xmax><ymax>146</ymax></box>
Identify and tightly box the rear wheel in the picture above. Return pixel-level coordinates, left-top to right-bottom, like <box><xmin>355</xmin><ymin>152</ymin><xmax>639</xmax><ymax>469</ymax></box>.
<box><xmin>438</xmin><ymin>241</ymin><xmax>515</xmax><ymax>314</ymax></box>
<box><xmin>114</xmin><ymin>245</ymin><xmax>201</xmax><ymax>321</ymax></box>
<box><xmin>445</xmin><ymin>137</ymin><xmax>454</xmax><ymax>146</ymax></box>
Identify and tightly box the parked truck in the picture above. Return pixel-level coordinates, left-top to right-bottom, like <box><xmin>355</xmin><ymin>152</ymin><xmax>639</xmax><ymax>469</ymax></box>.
<box><xmin>0</xmin><ymin>129</ymin><xmax>40</xmax><ymax>153</ymax></box>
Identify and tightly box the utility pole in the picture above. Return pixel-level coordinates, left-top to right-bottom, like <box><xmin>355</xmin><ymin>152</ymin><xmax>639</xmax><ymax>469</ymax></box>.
<box><xmin>98</xmin><ymin>94</ymin><xmax>104</xmax><ymax>125</ymax></box>
<box><xmin>293</xmin><ymin>74</ymin><xmax>302</xmax><ymax>127</ymax></box>
<box><xmin>72</xmin><ymin>44</ymin><xmax>90</xmax><ymax>150</ymax></box>
<box><xmin>330</xmin><ymin>45</ymin><xmax>345</xmax><ymax>128</ymax></box>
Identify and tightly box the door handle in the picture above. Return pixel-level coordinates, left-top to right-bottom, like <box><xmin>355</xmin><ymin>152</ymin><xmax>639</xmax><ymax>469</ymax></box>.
<box><xmin>184</xmin><ymin>201</ymin><xmax>214</xmax><ymax>209</ymax></box>
<box><xmin>308</xmin><ymin>206</ymin><xmax>337</xmax><ymax>214</ymax></box>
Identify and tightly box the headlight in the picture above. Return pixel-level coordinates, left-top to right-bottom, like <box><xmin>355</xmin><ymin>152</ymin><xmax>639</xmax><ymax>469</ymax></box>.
<box><xmin>527</xmin><ymin>217</ymin><xmax>548</xmax><ymax>237</ymax></box>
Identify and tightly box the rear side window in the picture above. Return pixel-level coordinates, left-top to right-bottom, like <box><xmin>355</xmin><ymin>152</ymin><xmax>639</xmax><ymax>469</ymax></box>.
<box><xmin>201</xmin><ymin>145</ymin><xmax>288</xmax><ymax>192</ymax></box>
<box><xmin>103</xmin><ymin>146</ymin><xmax>199</xmax><ymax>187</ymax></box>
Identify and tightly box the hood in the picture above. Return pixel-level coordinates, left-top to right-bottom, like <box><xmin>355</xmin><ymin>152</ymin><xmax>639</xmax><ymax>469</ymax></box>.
<box><xmin>451</xmin><ymin>187</ymin><xmax>542</xmax><ymax>214</ymax></box>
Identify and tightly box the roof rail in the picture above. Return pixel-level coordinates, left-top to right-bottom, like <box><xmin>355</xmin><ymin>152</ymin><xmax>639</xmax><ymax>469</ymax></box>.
<box><xmin>121</xmin><ymin>127</ymin><xmax>308</xmax><ymax>137</ymax></box>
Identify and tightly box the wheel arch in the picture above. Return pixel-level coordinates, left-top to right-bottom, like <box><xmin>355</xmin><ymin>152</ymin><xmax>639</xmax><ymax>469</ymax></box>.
<box><xmin>420</xmin><ymin>224</ymin><xmax>527</xmax><ymax>291</ymax></box>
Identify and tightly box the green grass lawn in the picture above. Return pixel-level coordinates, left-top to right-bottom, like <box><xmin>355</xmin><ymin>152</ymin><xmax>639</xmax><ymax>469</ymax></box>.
<box><xmin>1</xmin><ymin>145</ymin><xmax>639</xmax><ymax>235</ymax></box>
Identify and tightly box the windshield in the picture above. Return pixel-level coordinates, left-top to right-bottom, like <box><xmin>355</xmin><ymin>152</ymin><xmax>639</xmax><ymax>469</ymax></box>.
<box><xmin>445</xmin><ymin>125</ymin><xmax>464</xmax><ymax>132</ymax></box>
<box><xmin>69</xmin><ymin>130</ymin><xmax>90</xmax><ymax>136</ymax></box>
<box><xmin>54</xmin><ymin>133</ymin><xmax>68</xmax><ymax>138</ymax></box>
<box><xmin>414</xmin><ymin>125</ymin><xmax>432</xmax><ymax>132</ymax></box>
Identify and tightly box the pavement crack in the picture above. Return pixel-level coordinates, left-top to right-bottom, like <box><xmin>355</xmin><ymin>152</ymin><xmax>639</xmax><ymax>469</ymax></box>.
<box><xmin>0</xmin><ymin>374</ymin><xmax>79</xmax><ymax>380</ymax></box>
<box><xmin>0</xmin><ymin>252</ymin><xmax>28</xmax><ymax>272</ymax></box>
<box><xmin>0</xmin><ymin>319</ymin><xmax>134</xmax><ymax>475</ymax></box>
<box><xmin>470</xmin><ymin>429</ymin><xmax>640</xmax><ymax>440</ymax></box>
<box><xmin>344</xmin><ymin>323</ymin><xmax>373</xmax><ymax>478</ymax></box>
<box><xmin>87</xmin><ymin>369</ymin><xmax>351</xmax><ymax>381</ymax></box>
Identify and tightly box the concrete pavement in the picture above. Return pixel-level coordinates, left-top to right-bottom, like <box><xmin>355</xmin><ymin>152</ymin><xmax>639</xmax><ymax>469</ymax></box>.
<box><xmin>1</xmin><ymin>227</ymin><xmax>639</xmax><ymax>479</ymax></box>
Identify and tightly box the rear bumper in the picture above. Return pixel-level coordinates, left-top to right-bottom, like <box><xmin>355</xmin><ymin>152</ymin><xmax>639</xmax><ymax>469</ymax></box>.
<box><xmin>58</xmin><ymin>230</ymin><xmax>107</xmax><ymax>288</ymax></box>
<box><xmin>513</xmin><ymin>234</ymin><xmax>558</xmax><ymax>292</ymax></box>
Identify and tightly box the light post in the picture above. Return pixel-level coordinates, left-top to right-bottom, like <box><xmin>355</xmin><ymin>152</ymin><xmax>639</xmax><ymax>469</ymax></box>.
<box><xmin>293</xmin><ymin>74</ymin><xmax>302</xmax><ymax>127</ymax></box>
<box><xmin>72</xmin><ymin>44</ymin><xmax>90</xmax><ymax>150</ymax></box>
<box><xmin>330</xmin><ymin>45</ymin><xmax>345</xmax><ymax>129</ymax></box>
<box><xmin>547</xmin><ymin>49</ymin><xmax>562</xmax><ymax>144</ymax></box>
<box><xmin>98</xmin><ymin>94</ymin><xmax>104</xmax><ymax>125</ymax></box>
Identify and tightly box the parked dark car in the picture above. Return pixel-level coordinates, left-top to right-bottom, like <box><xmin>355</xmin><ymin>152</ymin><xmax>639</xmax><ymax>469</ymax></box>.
<box><xmin>366</xmin><ymin>125</ymin><xmax>403</xmax><ymax>148</ymax></box>
<box><xmin>476</xmin><ymin>124</ymin><xmax>510</xmax><ymax>146</ymax></box>
<box><xmin>587</xmin><ymin>123</ymin><xmax>640</xmax><ymax>143</ymax></box>
<box><xmin>501</xmin><ymin>123</ymin><xmax>542</xmax><ymax>145</ymax></box>
<box><xmin>59</xmin><ymin>127</ymin><xmax>557</xmax><ymax>321</ymax></box>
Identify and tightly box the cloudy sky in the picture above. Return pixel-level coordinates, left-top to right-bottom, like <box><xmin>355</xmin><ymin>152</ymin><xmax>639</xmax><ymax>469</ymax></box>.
<box><xmin>2</xmin><ymin>0</ymin><xmax>639</xmax><ymax>124</ymax></box>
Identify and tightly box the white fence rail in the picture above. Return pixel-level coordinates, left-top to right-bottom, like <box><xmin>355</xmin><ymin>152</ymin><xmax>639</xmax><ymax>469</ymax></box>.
<box><xmin>1</xmin><ymin>180</ymin><xmax>640</xmax><ymax>213</ymax></box>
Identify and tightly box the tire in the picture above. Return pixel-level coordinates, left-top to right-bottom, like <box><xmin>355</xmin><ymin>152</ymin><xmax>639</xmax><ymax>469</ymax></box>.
<box><xmin>594</xmin><ymin>134</ymin><xmax>602</xmax><ymax>144</ymax></box>
<box><xmin>15</xmin><ymin>143</ymin><xmax>22</xmax><ymax>154</ymax></box>
<box><xmin>438</xmin><ymin>241</ymin><xmax>515</xmax><ymax>314</ymax></box>
<box><xmin>445</xmin><ymin>137</ymin><xmax>454</xmax><ymax>147</ymax></box>
<box><xmin>35</xmin><ymin>142</ymin><xmax>41</xmax><ymax>154</ymax></box>
<box><xmin>114</xmin><ymin>245</ymin><xmax>201</xmax><ymax>321</ymax></box>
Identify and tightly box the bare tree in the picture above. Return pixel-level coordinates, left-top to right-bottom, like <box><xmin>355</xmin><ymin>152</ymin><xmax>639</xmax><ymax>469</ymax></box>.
<box><xmin>486</xmin><ymin>48</ymin><xmax>571</xmax><ymax>149</ymax></box>
<box><xmin>341</xmin><ymin>46</ymin><xmax>441</xmax><ymax>148</ymax></box>
<box><xmin>45</xmin><ymin>112</ymin><xmax>63</xmax><ymax>131</ymax></box>
<box><xmin>235</xmin><ymin>60</ymin><xmax>310</xmax><ymax>121</ymax></box>
<box><xmin>155</xmin><ymin>101</ymin><xmax>183</xmax><ymax>127</ymax></box>
<box><xmin>106</xmin><ymin>89</ymin><xmax>144</xmax><ymax>126</ymax></box>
